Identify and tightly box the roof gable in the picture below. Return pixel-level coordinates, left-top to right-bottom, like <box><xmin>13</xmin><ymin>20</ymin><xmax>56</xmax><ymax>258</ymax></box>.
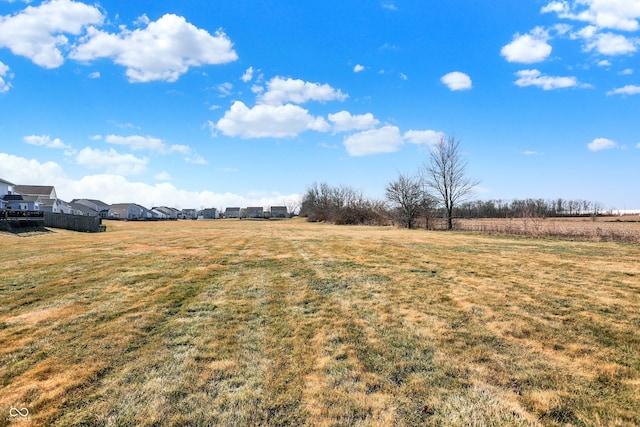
<box><xmin>0</xmin><ymin>177</ymin><xmax>16</xmax><ymax>186</ymax></box>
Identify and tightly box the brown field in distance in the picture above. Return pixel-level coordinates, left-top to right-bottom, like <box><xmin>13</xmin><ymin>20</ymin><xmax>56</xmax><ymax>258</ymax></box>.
<box><xmin>1</xmin><ymin>219</ymin><xmax>639</xmax><ymax>426</ymax></box>
<box><xmin>452</xmin><ymin>216</ymin><xmax>640</xmax><ymax>243</ymax></box>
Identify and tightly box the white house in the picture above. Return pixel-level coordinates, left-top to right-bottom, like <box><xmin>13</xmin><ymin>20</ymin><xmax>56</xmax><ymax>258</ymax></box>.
<box><xmin>181</xmin><ymin>209</ymin><xmax>197</xmax><ymax>219</ymax></box>
<box><xmin>225</xmin><ymin>207</ymin><xmax>241</xmax><ymax>218</ymax></box>
<box><xmin>245</xmin><ymin>207</ymin><xmax>264</xmax><ymax>219</ymax></box>
<box><xmin>0</xmin><ymin>178</ymin><xmax>16</xmax><ymax>209</ymax></box>
<box><xmin>38</xmin><ymin>197</ymin><xmax>72</xmax><ymax>214</ymax></box>
<box><xmin>109</xmin><ymin>203</ymin><xmax>146</xmax><ymax>220</ymax></box>
<box><xmin>150</xmin><ymin>208</ymin><xmax>168</xmax><ymax>220</ymax></box>
<box><xmin>13</xmin><ymin>185</ymin><xmax>72</xmax><ymax>213</ymax></box>
<box><xmin>0</xmin><ymin>178</ymin><xmax>15</xmax><ymax>197</ymax></box>
<box><xmin>71</xmin><ymin>199</ymin><xmax>111</xmax><ymax>218</ymax></box>
<box><xmin>200</xmin><ymin>208</ymin><xmax>218</xmax><ymax>219</ymax></box>
<box><xmin>3</xmin><ymin>194</ymin><xmax>41</xmax><ymax>211</ymax></box>
<box><xmin>68</xmin><ymin>201</ymin><xmax>99</xmax><ymax>216</ymax></box>
<box><xmin>270</xmin><ymin>206</ymin><xmax>289</xmax><ymax>218</ymax></box>
<box><xmin>152</xmin><ymin>206</ymin><xmax>180</xmax><ymax>219</ymax></box>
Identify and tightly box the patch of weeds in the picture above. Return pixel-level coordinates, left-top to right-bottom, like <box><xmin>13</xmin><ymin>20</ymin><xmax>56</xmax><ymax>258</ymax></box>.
<box><xmin>308</xmin><ymin>278</ymin><xmax>349</xmax><ymax>295</ymax></box>
<box><xmin>544</xmin><ymin>402</ymin><xmax>580</xmax><ymax>424</ymax></box>
<box><xmin>409</xmin><ymin>268</ymin><xmax>438</xmax><ymax>276</ymax></box>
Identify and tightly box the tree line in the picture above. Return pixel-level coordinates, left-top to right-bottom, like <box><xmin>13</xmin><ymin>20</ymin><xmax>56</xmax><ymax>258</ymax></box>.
<box><xmin>456</xmin><ymin>198</ymin><xmax>605</xmax><ymax>219</ymax></box>
<box><xmin>300</xmin><ymin>135</ymin><xmax>605</xmax><ymax>230</ymax></box>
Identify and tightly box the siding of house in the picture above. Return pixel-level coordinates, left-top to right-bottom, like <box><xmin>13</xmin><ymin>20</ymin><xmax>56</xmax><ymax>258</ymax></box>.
<box><xmin>201</xmin><ymin>208</ymin><xmax>217</xmax><ymax>219</ymax></box>
<box><xmin>72</xmin><ymin>199</ymin><xmax>111</xmax><ymax>218</ymax></box>
<box><xmin>0</xmin><ymin>178</ymin><xmax>15</xmax><ymax>198</ymax></box>
<box><xmin>109</xmin><ymin>204</ymin><xmax>144</xmax><ymax>220</ymax></box>
<box><xmin>245</xmin><ymin>207</ymin><xmax>264</xmax><ymax>219</ymax></box>
<box><xmin>270</xmin><ymin>206</ymin><xmax>288</xmax><ymax>218</ymax></box>
<box><xmin>225</xmin><ymin>207</ymin><xmax>241</xmax><ymax>218</ymax></box>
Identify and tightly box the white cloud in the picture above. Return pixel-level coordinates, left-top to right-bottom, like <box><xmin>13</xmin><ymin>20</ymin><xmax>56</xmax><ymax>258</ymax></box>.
<box><xmin>155</xmin><ymin>171</ymin><xmax>172</xmax><ymax>181</ymax></box>
<box><xmin>619</xmin><ymin>68</ymin><xmax>634</xmax><ymax>74</ymax></box>
<box><xmin>353</xmin><ymin>64</ymin><xmax>365</xmax><ymax>73</ymax></box>
<box><xmin>259</xmin><ymin>77</ymin><xmax>348</xmax><ymax>105</ymax></box>
<box><xmin>75</xmin><ymin>147</ymin><xmax>148</xmax><ymax>175</ymax></box>
<box><xmin>218</xmin><ymin>167</ymin><xmax>239</xmax><ymax>173</ymax></box>
<box><xmin>514</xmin><ymin>69</ymin><xmax>579</xmax><ymax>90</ymax></box>
<box><xmin>597</xmin><ymin>59</ymin><xmax>612</xmax><ymax>66</ymax></box>
<box><xmin>343</xmin><ymin>126</ymin><xmax>404</xmax><ymax>156</ymax></box>
<box><xmin>541</xmin><ymin>1</ymin><xmax>567</xmax><ymax>15</ymax></box>
<box><xmin>214</xmin><ymin>100</ymin><xmax>330</xmax><ymax>138</ymax></box>
<box><xmin>404</xmin><ymin>130</ymin><xmax>444</xmax><ymax>146</ymax></box>
<box><xmin>70</xmin><ymin>14</ymin><xmax>238</xmax><ymax>82</ymax></box>
<box><xmin>523</xmin><ymin>150</ymin><xmax>542</xmax><ymax>155</ymax></box>
<box><xmin>250</xmin><ymin>84</ymin><xmax>264</xmax><ymax>94</ymax></box>
<box><xmin>217</xmin><ymin>82</ymin><xmax>233</xmax><ymax>97</ymax></box>
<box><xmin>543</xmin><ymin>0</ymin><xmax>640</xmax><ymax>31</ymax></box>
<box><xmin>23</xmin><ymin>134</ymin><xmax>70</xmax><ymax>149</ymax></box>
<box><xmin>88</xmin><ymin>71</ymin><xmax>100</xmax><ymax>78</ymax></box>
<box><xmin>0</xmin><ymin>152</ymin><xmax>67</xmax><ymax>185</ymax></box>
<box><xmin>169</xmin><ymin>144</ymin><xmax>192</xmax><ymax>155</ymax></box>
<box><xmin>382</xmin><ymin>2</ymin><xmax>398</xmax><ymax>11</ymax></box>
<box><xmin>588</xmin><ymin>137</ymin><xmax>618</xmax><ymax>151</ymax></box>
<box><xmin>606</xmin><ymin>84</ymin><xmax>640</xmax><ymax>95</ymax></box>
<box><xmin>103</xmin><ymin>135</ymin><xmax>197</xmax><ymax>159</ymax></box>
<box><xmin>105</xmin><ymin>134</ymin><xmax>166</xmax><ymax>152</ymax></box>
<box><xmin>583</xmin><ymin>31</ymin><xmax>637</xmax><ymax>55</ymax></box>
<box><xmin>0</xmin><ymin>60</ymin><xmax>13</xmax><ymax>93</ymax></box>
<box><xmin>328</xmin><ymin>111</ymin><xmax>379</xmax><ymax>133</ymax></box>
<box><xmin>0</xmin><ymin>0</ymin><xmax>103</xmax><ymax>68</ymax></box>
<box><xmin>440</xmin><ymin>71</ymin><xmax>472</xmax><ymax>91</ymax></box>
<box><xmin>185</xmin><ymin>154</ymin><xmax>207</xmax><ymax>165</ymax></box>
<box><xmin>553</xmin><ymin>23</ymin><xmax>573</xmax><ymax>35</ymax></box>
<box><xmin>241</xmin><ymin>66</ymin><xmax>254</xmax><ymax>82</ymax></box>
<box><xmin>501</xmin><ymin>27</ymin><xmax>552</xmax><ymax>63</ymax></box>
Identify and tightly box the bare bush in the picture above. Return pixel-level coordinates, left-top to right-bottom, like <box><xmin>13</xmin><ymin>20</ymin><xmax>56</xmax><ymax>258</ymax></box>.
<box><xmin>300</xmin><ymin>182</ymin><xmax>390</xmax><ymax>226</ymax></box>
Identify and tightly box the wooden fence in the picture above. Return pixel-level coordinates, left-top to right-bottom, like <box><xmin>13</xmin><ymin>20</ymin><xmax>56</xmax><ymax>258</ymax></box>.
<box><xmin>44</xmin><ymin>212</ymin><xmax>105</xmax><ymax>232</ymax></box>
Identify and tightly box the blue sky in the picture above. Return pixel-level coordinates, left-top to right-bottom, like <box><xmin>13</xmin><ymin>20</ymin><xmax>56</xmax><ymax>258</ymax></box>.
<box><xmin>1</xmin><ymin>0</ymin><xmax>639</xmax><ymax>211</ymax></box>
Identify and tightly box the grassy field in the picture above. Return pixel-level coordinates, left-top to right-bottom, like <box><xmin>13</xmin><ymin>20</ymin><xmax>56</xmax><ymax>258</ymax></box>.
<box><xmin>1</xmin><ymin>219</ymin><xmax>639</xmax><ymax>426</ymax></box>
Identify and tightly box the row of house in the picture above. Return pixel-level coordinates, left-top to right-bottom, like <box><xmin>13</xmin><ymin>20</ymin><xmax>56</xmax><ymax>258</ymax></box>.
<box><xmin>0</xmin><ymin>178</ymin><xmax>209</xmax><ymax>220</ymax></box>
<box><xmin>1</xmin><ymin>177</ymin><xmax>289</xmax><ymax>221</ymax></box>
<box><xmin>224</xmin><ymin>206</ymin><xmax>289</xmax><ymax>219</ymax></box>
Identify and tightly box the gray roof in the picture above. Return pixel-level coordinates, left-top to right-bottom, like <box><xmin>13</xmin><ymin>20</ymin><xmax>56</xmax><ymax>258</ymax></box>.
<box><xmin>69</xmin><ymin>202</ymin><xmax>98</xmax><ymax>215</ymax></box>
<box><xmin>14</xmin><ymin>185</ymin><xmax>55</xmax><ymax>197</ymax></box>
<box><xmin>71</xmin><ymin>199</ymin><xmax>111</xmax><ymax>211</ymax></box>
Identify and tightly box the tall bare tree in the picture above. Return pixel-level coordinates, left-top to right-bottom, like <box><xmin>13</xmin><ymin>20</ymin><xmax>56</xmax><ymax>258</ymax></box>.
<box><xmin>385</xmin><ymin>172</ymin><xmax>423</xmax><ymax>229</ymax></box>
<box><xmin>422</xmin><ymin>135</ymin><xmax>479</xmax><ymax>230</ymax></box>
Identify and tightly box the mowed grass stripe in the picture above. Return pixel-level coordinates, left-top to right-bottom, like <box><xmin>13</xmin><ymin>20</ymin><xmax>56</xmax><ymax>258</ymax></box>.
<box><xmin>1</xmin><ymin>219</ymin><xmax>639</xmax><ymax>426</ymax></box>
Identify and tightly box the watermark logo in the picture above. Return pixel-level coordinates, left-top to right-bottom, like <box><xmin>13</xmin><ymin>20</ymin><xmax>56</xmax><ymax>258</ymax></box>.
<box><xmin>7</xmin><ymin>407</ymin><xmax>30</xmax><ymax>422</ymax></box>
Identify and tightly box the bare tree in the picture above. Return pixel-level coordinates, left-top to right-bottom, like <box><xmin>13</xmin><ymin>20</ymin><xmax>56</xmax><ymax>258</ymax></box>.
<box><xmin>422</xmin><ymin>135</ymin><xmax>479</xmax><ymax>230</ymax></box>
<box><xmin>385</xmin><ymin>172</ymin><xmax>423</xmax><ymax>229</ymax></box>
<box><xmin>283</xmin><ymin>196</ymin><xmax>302</xmax><ymax>217</ymax></box>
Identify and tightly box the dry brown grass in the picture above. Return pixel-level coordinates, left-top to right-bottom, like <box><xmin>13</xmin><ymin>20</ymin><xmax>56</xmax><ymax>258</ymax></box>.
<box><xmin>1</xmin><ymin>219</ymin><xmax>639</xmax><ymax>426</ymax></box>
<box><xmin>453</xmin><ymin>216</ymin><xmax>640</xmax><ymax>243</ymax></box>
